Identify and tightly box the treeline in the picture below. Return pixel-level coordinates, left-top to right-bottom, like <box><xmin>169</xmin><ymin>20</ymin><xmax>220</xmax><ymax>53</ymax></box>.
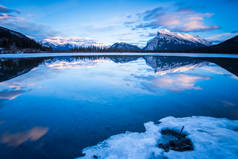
<box><xmin>70</xmin><ymin>46</ymin><xmax>142</xmax><ymax>52</ymax></box>
<box><xmin>0</xmin><ymin>38</ymin><xmax>42</xmax><ymax>50</ymax></box>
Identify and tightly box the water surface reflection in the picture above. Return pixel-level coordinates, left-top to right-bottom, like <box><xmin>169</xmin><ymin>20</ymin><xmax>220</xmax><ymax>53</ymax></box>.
<box><xmin>0</xmin><ymin>55</ymin><xmax>238</xmax><ymax>159</ymax></box>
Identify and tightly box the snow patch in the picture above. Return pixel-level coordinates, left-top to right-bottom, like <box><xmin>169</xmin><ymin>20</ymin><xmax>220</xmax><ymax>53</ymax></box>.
<box><xmin>158</xmin><ymin>29</ymin><xmax>211</xmax><ymax>46</ymax></box>
<box><xmin>42</xmin><ymin>36</ymin><xmax>107</xmax><ymax>50</ymax></box>
<box><xmin>77</xmin><ymin>116</ymin><xmax>238</xmax><ymax>159</ymax></box>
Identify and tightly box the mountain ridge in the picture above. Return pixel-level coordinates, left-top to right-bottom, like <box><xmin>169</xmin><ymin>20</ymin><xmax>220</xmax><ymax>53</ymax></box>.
<box><xmin>0</xmin><ymin>26</ymin><xmax>45</xmax><ymax>51</ymax></box>
<box><xmin>0</xmin><ymin>26</ymin><xmax>237</xmax><ymax>53</ymax></box>
<box><xmin>109</xmin><ymin>42</ymin><xmax>141</xmax><ymax>51</ymax></box>
<box><xmin>144</xmin><ymin>29</ymin><xmax>210</xmax><ymax>51</ymax></box>
<box><xmin>201</xmin><ymin>35</ymin><xmax>238</xmax><ymax>53</ymax></box>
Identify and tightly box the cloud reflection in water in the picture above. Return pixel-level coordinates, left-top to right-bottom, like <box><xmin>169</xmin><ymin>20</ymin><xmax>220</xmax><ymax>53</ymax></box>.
<box><xmin>1</xmin><ymin>127</ymin><xmax>49</xmax><ymax>147</ymax></box>
<box><xmin>152</xmin><ymin>74</ymin><xmax>210</xmax><ymax>92</ymax></box>
<box><xmin>0</xmin><ymin>89</ymin><xmax>25</xmax><ymax>100</ymax></box>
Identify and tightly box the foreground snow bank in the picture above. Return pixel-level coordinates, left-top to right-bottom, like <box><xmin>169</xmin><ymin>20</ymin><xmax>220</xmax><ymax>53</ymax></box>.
<box><xmin>77</xmin><ymin>116</ymin><xmax>238</xmax><ymax>159</ymax></box>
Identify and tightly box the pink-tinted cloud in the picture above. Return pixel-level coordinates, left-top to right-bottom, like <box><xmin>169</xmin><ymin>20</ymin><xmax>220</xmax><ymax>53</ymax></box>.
<box><xmin>129</xmin><ymin>7</ymin><xmax>219</xmax><ymax>32</ymax></box>
<box><xmin>0</xmin><ymin>13</ymin><xmax>12</xmax><ymax>20</ymax></box>
<box><xmin>0</xmin><ymin>4</ymin><xmax>58</xmax><ymax>40</ymax></box>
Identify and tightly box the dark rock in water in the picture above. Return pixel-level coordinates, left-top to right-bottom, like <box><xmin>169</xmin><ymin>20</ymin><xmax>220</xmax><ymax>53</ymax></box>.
<box><xmin>167</xmin><ymin>138</ymin><xmax>193</xmax><ymax>152</ymax></box>
<box><xmin>158</xmin><ymin>143</ymin><xmax>170</xmax><ymax>152</ymax></box>
<box><xmin>158</xmin><ymin>126</ymin><xmax>194</xmax><ymax>152</ymax></box>
<box><xmin>161</xmin><ymin>127</ymin><xmax>187</xmax><ymax>138</ymax></box>
<box><xmin>93</xmin><ymin>155</ymin><xmax>98</xmax><ymax>159</ymax></box>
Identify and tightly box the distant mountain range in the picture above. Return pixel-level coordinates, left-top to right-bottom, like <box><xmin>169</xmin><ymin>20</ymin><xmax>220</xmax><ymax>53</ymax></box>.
<box><xmin>41</xmin><ymin>36</ymin><xmax>106</xmax><ymax>51</ymax></box>
<box><xmin>42</xmin><ymin>41</ymin><xmax>77</xmax><ymax>51</ymax></box>
<box><xmin>0</xmin><ymin>26</ymin><xmax>237</xmax><ymax>53</ymax></box>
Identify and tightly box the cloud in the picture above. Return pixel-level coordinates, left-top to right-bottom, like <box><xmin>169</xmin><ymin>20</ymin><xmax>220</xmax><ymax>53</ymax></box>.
<box><xmin>0</xmin><ymin>5</ymin><xmax>20</xmax><ymax>14</ymax></box>
<box><xmin>0</xmin><ymin>5</ymin><xmax>19</xmax><ymax>21</ymax></box>
<box><xmin>0</xmin><ymin>17</ymin><xmax>59</xmax><ymax>40</ymax></box>
<box><xmin>0</xmin><ymin>13</ymin><xmax>13</xmax><ymax>20</ymax></box>
<box><xmin>0</xmin><ymin>4</ymin><xmax>59</xmax><ymax>40</ymax></box>
<box><xmin>141</xmin><ymin>7</ymin><xmax>164</xmax><ymax>21</ymax></box>
<box><xmin>139</xmin><ymin>33</ymin><xmax>157</xmax><ymax>38</ymax></box>
<box><xmin>1</xmin><ymin>127</ymin><xmax>48</xmax><ymax>146</ymax></box>
<box><xmin>127</xmin><ymin>6</ymin><xmax>219</xmax><ymax>32</ymax></box>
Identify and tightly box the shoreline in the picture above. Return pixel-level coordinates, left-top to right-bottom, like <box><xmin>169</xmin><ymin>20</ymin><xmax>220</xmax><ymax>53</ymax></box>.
<box><xmin>1</xmin><ymin>52</ymin><xmax>238</xmax><ymax>59</ymax></box>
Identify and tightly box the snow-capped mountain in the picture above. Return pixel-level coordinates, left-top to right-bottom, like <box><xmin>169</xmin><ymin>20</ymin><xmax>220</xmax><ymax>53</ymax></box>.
<box><xmin>42</xmin><ymin>42</ymin><xmax>75</xmax><ymax>51</ymax></box>
<box><xmin>42</xmin><ymin>36</ymin><xmax>107</xmax><ymax>50</ymax></box>
<box><xmin>144</xmin><ymin>29</ymin><xmax>211</xmax><ymax>51</ymax></box>
<box><xmin>110</xmin><ymin>42</ymin><xmax>141</xmax><ymax>51</ymax></box>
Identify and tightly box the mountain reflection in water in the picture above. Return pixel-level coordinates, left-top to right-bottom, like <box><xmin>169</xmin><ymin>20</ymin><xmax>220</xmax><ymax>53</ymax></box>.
<box><xmin>0</xmin><ymin>55</ymin><xmax>238</xmax><ymax>159</ymax></box>
<box><xmin>1</xmin><ymin>56</ymin><xmax>238</xmax><ymax>82</ymax></box>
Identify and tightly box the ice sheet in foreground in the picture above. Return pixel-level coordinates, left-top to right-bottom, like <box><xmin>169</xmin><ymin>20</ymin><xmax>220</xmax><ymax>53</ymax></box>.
<box><xmin>77</xmin><ymin>116</ymin><xmax>238</xmax><ymax>159</ymax></box>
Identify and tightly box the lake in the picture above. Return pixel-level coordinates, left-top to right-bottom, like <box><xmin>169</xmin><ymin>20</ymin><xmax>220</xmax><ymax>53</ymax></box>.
<box><xmin>0</xmin><ymin>54</ymin><xmax>238</xmax><ymax>159</ymax></box>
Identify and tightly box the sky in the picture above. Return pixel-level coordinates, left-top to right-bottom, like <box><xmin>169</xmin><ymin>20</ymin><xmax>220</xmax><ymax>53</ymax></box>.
<box><xmin>0</xmin><ymin>0</ymin><xmax>238</xmax><ymax>46</ymax></box>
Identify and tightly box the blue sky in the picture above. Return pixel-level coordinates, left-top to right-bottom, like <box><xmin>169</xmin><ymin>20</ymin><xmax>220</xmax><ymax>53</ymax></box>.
<box><xmin>0</xmin><ymin>0</ymin><xmax>238</xmax><ymax>46</ymax></box>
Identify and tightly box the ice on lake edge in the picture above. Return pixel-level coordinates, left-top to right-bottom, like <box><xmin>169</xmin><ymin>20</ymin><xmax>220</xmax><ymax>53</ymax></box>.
<box><xmin>77</xmin><ymin>116</ymin><xmax>238</xmax><ymax>159</ymax></box>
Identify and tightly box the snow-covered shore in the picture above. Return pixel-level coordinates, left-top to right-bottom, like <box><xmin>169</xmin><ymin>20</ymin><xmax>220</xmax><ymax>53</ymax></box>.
<box><xmin>0</xmin><ymin>53</ymin><xmax>238</xmax><ymax>59</ymax></box>
<box><xmin>77</xmin><ymin>116</ymin><xmax>238</xmax><ymax>159</ymax></box>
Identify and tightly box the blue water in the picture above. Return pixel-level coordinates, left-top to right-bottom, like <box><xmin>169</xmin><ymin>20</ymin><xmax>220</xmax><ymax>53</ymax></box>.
<box><xmin>0</xmin><ymin>55</ymin><xmax>238</xmax><ymax>159</ymax></box>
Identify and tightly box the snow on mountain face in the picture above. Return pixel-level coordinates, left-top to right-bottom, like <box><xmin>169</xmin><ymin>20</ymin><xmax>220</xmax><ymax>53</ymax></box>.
<box><xmin>110</xmin><ymin>42</ymin><xmax>141</xmax><ymax>51</ymax></box>
<box><xmin>42</xmin><ymin>36</ymin><xmax>107</xmax><ymax>50</ymax></box>
<box><xmin>159</xmin><ymin>29</ymin><xmax>211</xmax><ymax>46</ymax></box>
<box><xmin>144</xmin><ymin>29</ymin><xmax>211</xmax><ymax>51</ymax></box>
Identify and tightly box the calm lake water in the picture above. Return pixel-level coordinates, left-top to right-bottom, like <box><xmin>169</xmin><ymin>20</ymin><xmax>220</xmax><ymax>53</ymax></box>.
<box><xmin>0</xmin><ymin>55</ymin><xmax>238</xmax><ymax>159</ymax></box>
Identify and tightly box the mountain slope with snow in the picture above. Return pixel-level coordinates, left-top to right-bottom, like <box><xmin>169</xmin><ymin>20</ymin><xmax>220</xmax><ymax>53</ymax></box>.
<box><xmin>144</xmin><ymin>29</ymin><xmax>211</xmax><ymax>51</ymax></box>
<box><xmin>42</xmin><ymin>36</ymin><xmax>107</xmax><ymax>51</ymax></box>
<box><xmin>110</xmin><ymin>42</ymin><xmax>141</xmax><ymax>51</ymax></box>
